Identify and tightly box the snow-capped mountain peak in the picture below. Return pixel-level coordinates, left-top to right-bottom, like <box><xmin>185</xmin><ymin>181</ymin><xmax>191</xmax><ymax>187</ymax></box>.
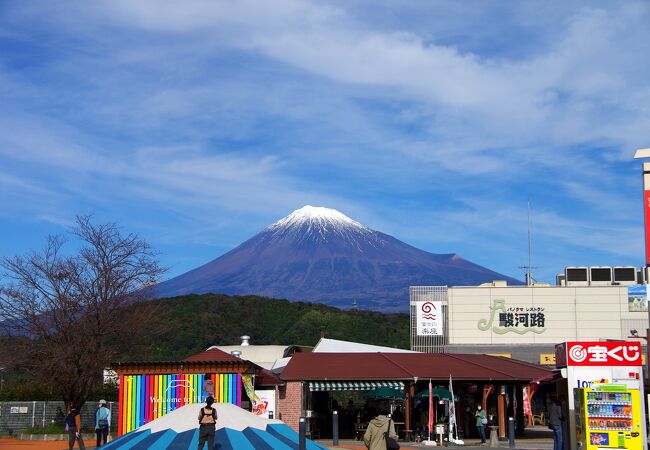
<box><xmin>267</xmin><ymin>206</ymin><xmax>371</xmax><ymax>235</ymax></box>
<box><xmin>155</xmin><ymin>206</ymin><xmax>522</xmax><ymax>311</ymax></box>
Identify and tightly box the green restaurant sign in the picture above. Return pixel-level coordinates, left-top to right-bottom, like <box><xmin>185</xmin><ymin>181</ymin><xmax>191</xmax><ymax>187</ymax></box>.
<box><xmin>478</xmin><ymin>299</ymin><xmax>547</xmax><ymax>334</ymax></box>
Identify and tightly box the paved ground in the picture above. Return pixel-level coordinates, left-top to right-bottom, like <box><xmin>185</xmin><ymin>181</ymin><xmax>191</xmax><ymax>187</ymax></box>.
<box><xmin>320</xmin><ymin>426</ymin><xmax>554</xmax><ymax>450</ymax></box>
<box><xmin>0</xmin><ymin>438</ymin><xmax>72</xmax><ymax>449</ymax></box>
<box><xmin>0</xmin><ymin>437</ymin><xmax>114</xmax><ymax>450</ymax></box>
<box><xmin>325</xmin><ymin>442</ymin><xmax>552</xmax><ymax>450</ymax></box>
<box><xmin>0</xmin><ymin>426</ymin><xmax>554</xmax><ymax>449</ymax></box>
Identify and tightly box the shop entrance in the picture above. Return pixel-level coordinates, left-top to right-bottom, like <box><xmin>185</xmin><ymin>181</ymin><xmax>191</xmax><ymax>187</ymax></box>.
<box><xmin>305</xmin><ymin>381</ymin><xmax>405</xmax><ymax>440</ymax></box>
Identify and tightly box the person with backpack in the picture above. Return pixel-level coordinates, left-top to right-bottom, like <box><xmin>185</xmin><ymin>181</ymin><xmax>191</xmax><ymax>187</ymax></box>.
<box><xmin>95</xmin><ymin>399</ymin><xmax>111</xmax><ymax>447</ymax></box>
<box><xmin>197</xmin><ymin>396</ymin><xmax>218</xmax><ymax>450</ymax></box>
<box><xmin>363</xmin><ymin>409</ymin><xmax>398</xmax><ymax>450</ymax></box>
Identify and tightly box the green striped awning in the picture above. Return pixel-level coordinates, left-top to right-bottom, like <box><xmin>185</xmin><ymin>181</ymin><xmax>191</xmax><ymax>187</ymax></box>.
<box><xmin>309</xmin><ymin>381</ymin><xmax>404</xmax><ymax>392</ymax></box>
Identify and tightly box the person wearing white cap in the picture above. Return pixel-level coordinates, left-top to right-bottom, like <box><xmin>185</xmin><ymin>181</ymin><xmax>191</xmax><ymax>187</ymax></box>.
<box><xmin>95</xmin><ymin>400</ymin><xmax>110</xmax><ymax>447</ymax></box>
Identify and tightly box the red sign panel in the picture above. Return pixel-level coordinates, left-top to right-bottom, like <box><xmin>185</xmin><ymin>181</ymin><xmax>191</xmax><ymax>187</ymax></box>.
<box><xmin>562</xmin><ymin>341</ymin><xmax>642</xmax><ymax>367</ymax></box>
<box><xmin>645</xmin><ymin>190</ymin><xmax>650</xmax><ymax>265</ymax></box>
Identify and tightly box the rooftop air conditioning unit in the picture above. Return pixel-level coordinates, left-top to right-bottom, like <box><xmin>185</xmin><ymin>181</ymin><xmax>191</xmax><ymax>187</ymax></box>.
<box><xmin>640</xmin><ymin>267</ymin><xmax>649</xmax><ymax>285</ymax></box>
<box><xmin>556</xmin><ymin>274</ymin><xmax>566</xmax><ymax>286</ymax></box>
<box><xmin>589</xmin><ymin>266</ymin><xmax>613</xmax><ymax>285</ymax></box>
<box><xmin>613</xmin><ymin>266</ymin><xmax>637</xmax><ymax>285</ymax></box>
<box><xmin>565</xmin><ymin>267</ymin><xmax>589</xmax><ymax>286</ymax></box>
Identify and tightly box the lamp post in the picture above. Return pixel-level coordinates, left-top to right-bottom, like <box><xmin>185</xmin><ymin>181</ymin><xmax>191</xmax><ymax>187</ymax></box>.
<box><xmin>634</xmin><ymin>148</ymin><xmax>650</xmax><ymax>381</ymax></box>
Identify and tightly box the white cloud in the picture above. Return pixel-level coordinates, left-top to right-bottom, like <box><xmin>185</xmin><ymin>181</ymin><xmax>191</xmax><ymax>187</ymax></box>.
<box><xmin>1</xmin><ymin>0</ymin><xmax>648</xmax><ymax>275</ymax></box>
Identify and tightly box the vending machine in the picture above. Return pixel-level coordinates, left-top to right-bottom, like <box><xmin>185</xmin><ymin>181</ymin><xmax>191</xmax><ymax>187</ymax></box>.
<box><xmin>575</xmin><ymin>384</ymin><xmax>643</xmax><ymax>449</ymax></box>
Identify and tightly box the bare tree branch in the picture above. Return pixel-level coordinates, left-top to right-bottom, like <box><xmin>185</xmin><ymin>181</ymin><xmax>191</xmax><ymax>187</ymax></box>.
<box><xmin>0</xmin><ymin>215</ymin><xmax>165</xmax><ymax>407</ymax></box>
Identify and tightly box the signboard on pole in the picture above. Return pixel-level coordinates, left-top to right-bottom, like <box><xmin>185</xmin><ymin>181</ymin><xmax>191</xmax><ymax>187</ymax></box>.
<box><xmin>416</xmin><ymin>301</ymin><xmax>443</xmax><ymax>336</ymax></box>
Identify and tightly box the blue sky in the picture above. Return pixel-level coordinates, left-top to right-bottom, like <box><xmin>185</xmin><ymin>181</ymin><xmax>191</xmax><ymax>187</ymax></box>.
<box><xmin>1</xmin><ymin>1</ymin><xmax>649</xmax><ymax>284</ymax></box>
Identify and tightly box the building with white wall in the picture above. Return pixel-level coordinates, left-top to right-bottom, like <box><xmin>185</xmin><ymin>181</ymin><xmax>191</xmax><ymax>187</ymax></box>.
<box><xmin>410</xmin><ymin>283</ymin><xmax>649</xmax><ymax>365</ymax></box>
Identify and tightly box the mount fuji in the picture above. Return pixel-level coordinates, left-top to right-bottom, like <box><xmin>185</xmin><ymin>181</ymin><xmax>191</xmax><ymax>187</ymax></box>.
<box><xmin>155</xmin><ymin>206</ymin><xmax>521</xmax><ymax>311</ymax></box>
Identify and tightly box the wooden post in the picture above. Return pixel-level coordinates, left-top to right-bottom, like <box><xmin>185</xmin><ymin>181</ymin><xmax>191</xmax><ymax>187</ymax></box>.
<box><xmin>526</xmin><ymin>385</ymin><xmax>534</xmax><ymax>427</ymax></box>
<box><xmin>498</xmin><ymin>385</ymin><xmax>506</xmax><ymax>439</ymax></box>
<box><xmin>405</xmin><ymin>381</ymin><xmax>415</xmax><ymax>439</ymax></box>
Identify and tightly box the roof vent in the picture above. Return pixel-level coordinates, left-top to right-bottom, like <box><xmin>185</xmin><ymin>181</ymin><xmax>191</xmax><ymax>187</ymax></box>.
<box><xmin>240</xmin><ymin>335</ymin><xmax>250</xmax><ymax>346</ymax></box>
<box><xmin>231</xmin><ymin>350</ymin><xmax>242</xmax><ymax>358</ymax></box>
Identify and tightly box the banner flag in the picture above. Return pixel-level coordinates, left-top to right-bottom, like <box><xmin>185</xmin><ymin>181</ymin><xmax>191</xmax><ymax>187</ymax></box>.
<box><xmin>242</xmin><ymin>375</ymin><xmax>260</xmax><ymax>403</ymax></box>
<box><xmin>428</xmin><ymin>379</ymin><xmax>434</xmax><ymax>438</ymax></box>
<box><xmin>448</xmin><ymin>375</ymin><xmax>456</xmax><ymax>427</ymax></box>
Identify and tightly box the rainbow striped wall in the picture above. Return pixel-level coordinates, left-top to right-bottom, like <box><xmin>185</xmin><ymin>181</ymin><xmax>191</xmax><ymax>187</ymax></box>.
<box><xmin>118</xmin><ymin>373</ymin><xmax>242</xmax><ymax>436</ymax></box>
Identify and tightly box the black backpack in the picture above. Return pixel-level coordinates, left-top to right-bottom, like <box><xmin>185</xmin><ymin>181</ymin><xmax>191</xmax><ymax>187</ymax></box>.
<box><xmin>199</xmin><ymin>407</ymin><xmax>217</xmax><ymax>424</ymax></box>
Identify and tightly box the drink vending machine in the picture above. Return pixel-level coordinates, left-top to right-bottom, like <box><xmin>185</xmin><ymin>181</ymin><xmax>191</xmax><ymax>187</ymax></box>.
<box><xmin>575</xmin><ymin>384</ymin><xmax>643</xmax><ymax>449</ymax></box>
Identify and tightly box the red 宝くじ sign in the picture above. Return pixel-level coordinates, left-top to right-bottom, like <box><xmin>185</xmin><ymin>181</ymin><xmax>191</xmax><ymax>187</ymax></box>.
<box><xmin>562</xmin><ymin>341</ymin><xmax>643</xmax><ymax>367</ymax></box>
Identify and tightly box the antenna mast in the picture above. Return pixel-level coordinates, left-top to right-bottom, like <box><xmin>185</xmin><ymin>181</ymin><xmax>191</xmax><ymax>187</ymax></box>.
<box><xmin>519</xmin><ymin>200</ymin><xmax>537</xmax><ymax>285</ymax></box>
<box><xmin>527</xmin><ymin>201</ymin><xmax>532</xmax><ymax>285</ymax></box>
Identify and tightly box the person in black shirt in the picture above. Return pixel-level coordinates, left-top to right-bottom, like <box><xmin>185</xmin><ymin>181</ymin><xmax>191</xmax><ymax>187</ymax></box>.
<box><xmin>197</xmin><ymin>396</ymin><xmax>218</xmax><ymax>450</ymax></box>
<box><xmin>65</xmin><ymin>404</ymin><xmax>86</xmax><ymax>450</ymax></box>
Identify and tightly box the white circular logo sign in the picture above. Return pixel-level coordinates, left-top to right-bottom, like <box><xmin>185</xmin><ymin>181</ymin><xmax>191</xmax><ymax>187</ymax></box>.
<box><xmin>569</xmin><ymin>345</ymin><xmax>587</xmax><ymax>362</ymax></box>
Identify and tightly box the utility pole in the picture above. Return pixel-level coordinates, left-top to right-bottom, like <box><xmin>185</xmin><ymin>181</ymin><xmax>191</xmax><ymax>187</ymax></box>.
<box><xmin>633</xmin><ymin>148</ymin><xmax>650</xmax><ymax>383</ymax></box>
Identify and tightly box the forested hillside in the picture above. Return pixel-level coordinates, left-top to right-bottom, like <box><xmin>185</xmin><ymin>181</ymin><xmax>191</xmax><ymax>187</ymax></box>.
<box><xmin>122</xmin><ymin>293</ymin><xmax>410</xmax><ymax>362</ymax></box>
<box><xmin>1</xmin><ymin>293</ymin><xmax>409</xmax><ymax>400</ymax></box>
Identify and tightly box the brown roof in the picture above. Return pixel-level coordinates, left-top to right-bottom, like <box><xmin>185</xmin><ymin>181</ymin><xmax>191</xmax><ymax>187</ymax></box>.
<box><xmin>281</xmin><ymin>352</ymin><xmax>551</xmax><ymax>382</ymax></box>
<box><xmin>182</xmin><ymin>347</ymin><xmax>242</xmax><ymax>363</ymax></box>
<box><xmin>256</xmin><ymin>369</ymin><xmax>284</xmax><ymax>386</ymax></box>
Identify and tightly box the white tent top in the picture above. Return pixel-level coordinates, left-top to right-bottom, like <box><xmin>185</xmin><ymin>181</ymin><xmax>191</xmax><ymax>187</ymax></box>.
<box><xmin>312</xmin><ymin>338</ymin><xmax>417</xmax><ymax>353</ymax></box>
<box><xmin>208</xmin><ymin>345</ymin><xmax>290</xmax><ymax>370</ymax></box>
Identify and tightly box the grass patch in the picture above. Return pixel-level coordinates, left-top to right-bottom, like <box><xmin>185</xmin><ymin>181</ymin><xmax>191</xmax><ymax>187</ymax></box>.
<box><xmin>20</xmin><ymin>423</ymin><xmax>66</xmax><ymax>434</ymax></box>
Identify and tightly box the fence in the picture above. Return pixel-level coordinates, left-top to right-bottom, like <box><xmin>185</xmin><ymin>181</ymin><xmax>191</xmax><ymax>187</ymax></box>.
<box><xmin>0</xmin><ymin>401</ymin><xmax>118</xmax><ymax>436</ymax></box>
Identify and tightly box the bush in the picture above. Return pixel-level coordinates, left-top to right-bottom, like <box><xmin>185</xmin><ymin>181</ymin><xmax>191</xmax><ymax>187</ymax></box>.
<box><xmin>20</xmin><ymin>423</ymin><xmax>66</xmax><ymax>435</ymax></box>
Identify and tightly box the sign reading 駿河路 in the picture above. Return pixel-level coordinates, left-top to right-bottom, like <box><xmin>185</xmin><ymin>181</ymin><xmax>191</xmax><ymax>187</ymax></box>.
<box><xmin>478</xmin><ymin>299</ymin><xmax>546</xmax><ymax>334</ymax></box>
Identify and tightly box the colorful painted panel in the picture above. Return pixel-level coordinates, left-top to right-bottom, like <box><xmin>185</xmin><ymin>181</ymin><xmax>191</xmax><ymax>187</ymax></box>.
<box><xmin>118</xmin><ymin>373</ymin><xmax>242</xmax><ymax>436</ymax></box>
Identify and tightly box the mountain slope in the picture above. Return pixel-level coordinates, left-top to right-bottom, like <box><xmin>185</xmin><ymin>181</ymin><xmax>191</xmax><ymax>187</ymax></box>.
<box><xmin>156</xmin><ymin>206</ymin><xmax>521</xmax><ymax>311</ymax></box>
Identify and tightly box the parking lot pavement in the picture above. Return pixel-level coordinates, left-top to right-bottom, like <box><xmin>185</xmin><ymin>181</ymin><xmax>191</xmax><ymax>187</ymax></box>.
<box><xmin>327</xmin><ymin>444</ymin><xmax>552</xmax><ymax>450</ymax></box>
<box><xmin>321</xmin><ymin>426</ymin><xmax>554</xmax><ymax>450</ymax></box>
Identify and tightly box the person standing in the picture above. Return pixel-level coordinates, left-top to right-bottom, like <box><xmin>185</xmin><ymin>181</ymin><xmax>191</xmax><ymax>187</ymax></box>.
<box><xmin>474</xmin><ymin>404</ymin><xmax>487</xmax><ymax>445</ymax></box>
<box><xmin>548</xmin><ymin>397</ymin><xmax>565</xmax><ymax>450</ymax></box>
<box><xmin>55</xmin><ymin>406</ymin><xmax>65</xmax><ymax>426</ymax></box>
<box><xmin>363</xmin><ymin>409</ymin><xmax>397</xmax><ymax>450</ymax></box>
<box><xmin>203</xmin><ymin>374</ymin><xmax>215</xmax><ymax>400</ymax></box>
<box><xmin>95</xmin><ymin>399</ymin><xmax>111</xmax><ymax>447</ymax></box>
<box><xmin>65</xmin><ymin>403</ymin><xmax>86</xmax><ymax>450</ymax></box>
<box><xmin>197</xmin><ymin>396</ymin><xmax>218</xmax><ymax>450</ymax></box>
